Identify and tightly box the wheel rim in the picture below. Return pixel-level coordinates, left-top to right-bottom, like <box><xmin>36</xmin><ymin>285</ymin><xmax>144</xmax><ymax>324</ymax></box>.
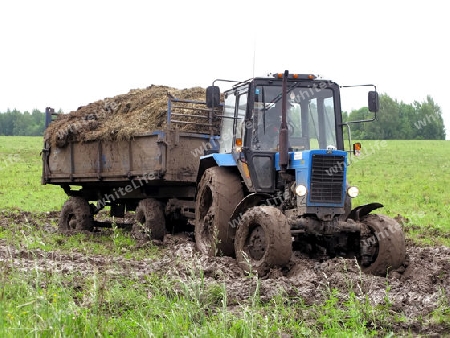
<box><xmin>246</xmin><ymin>224</ymin><xmax>266</xmax><ymax>260</ymax></box>
<box><xmin>135</xmin><ymin>206</ymin><xmax>150</xmax><ymax>234</ymax></box>
<box><xmin>67</xmin><ymin>214</ymin><xmax>77</xmax><ymax>229</ymax></box>
<box><xmin>136</xmin><ymin>210</ymin><xmax>145</xmax><ymax>226</ymax></box>
<box><xmin>359</xmin><ymin>232</ymin><xmax>379</xmax><ymax>267</ymax></box>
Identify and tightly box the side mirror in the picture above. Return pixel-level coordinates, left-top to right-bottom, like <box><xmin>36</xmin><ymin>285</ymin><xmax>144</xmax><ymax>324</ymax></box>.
<box><xmin>206</xmin><ymin>86</ymin><xmax>221</xmax><ymax>108</ymax></box>
<box><xmin>368</xmin><ymin>91</ymin><xmax>379</xmax><ymax>112</ymax></box>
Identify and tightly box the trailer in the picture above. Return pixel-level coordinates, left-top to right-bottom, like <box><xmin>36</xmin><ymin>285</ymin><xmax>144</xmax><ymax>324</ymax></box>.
<box><xmin>42</xmin><ymin>95</ymin><xmax>221</xmax><ymax>239</ymax></box>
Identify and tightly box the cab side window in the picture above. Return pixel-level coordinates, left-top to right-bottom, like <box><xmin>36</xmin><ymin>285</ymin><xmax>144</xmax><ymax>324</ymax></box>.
<box><xmin>233</xmin><ymin>90</ymin><xmax>247</xmax><ymax>149</ymax></box>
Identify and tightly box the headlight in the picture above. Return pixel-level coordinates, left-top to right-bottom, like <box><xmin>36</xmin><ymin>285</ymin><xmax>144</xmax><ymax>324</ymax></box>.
<box><xmin>347</xmin><ymin>186</ymin><xmax>359</xmax><ymax>198</ymax></box>
<box><xmin>295</xmin><ymin>184</ymin><xmax>307</xmax><ymax>196</ymax></box>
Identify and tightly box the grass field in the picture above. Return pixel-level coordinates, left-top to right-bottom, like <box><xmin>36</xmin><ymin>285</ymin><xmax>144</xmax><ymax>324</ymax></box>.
<box><xmin>0</xmin><ymin>136</ymin><xmax>67</xmax><ymax>211</ymax></box>
<box><xmin>0</xmin><ymin>136</ymin><xmax>449</xmax><ymax>336</ymax></box>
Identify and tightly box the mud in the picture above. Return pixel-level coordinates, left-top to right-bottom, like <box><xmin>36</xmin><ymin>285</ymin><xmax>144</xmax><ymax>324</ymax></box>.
<box><xmin>0</xmin><ymin>211</ymin><xmax>449</xmax><ymax>335</ymax></box>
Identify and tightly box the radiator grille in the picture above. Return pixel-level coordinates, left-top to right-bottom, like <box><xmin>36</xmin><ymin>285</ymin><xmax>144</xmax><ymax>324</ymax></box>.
<box><xmin>310</xmin><ymin>155</ymin><xmax>344</xmax><ymax>203</ymax></box>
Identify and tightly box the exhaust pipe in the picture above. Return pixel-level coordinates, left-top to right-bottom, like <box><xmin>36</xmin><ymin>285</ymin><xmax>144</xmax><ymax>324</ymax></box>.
<box><xmin>279</xmin><ymin>70</ymin><xmax>289</xmax><ymax>175</ymax></box>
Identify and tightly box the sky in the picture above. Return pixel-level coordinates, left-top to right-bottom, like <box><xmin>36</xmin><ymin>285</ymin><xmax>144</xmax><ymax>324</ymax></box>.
<box><xmin>1</xmin><ymin>0</ymin><xmax>449</xmax><ymax>138</ymax></box>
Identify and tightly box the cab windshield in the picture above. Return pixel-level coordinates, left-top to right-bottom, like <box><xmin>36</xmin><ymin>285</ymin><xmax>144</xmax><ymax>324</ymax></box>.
<box><xmin>252</xmin><ymin>84</ymin><xmax>337</xmax><ymax>151</ymax></box>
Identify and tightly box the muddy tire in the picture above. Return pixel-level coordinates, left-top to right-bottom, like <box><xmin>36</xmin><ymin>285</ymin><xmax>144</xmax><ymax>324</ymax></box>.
<box><xmin>360</xmin><ymin>214</ymin><xmax>406</xmax><ymax>276</ymax></box>
<box><xmin>195</xmin><ymin>167</ymin><xmax>244</xmax><ymax>257</ymax></box>
<box><xmin>59</xmin><ymin>196</ymin><xmax>94</xmax><ymax>231</ymax></box>
<box><xmin>235</xmin><ymin>206</ymin><xmax>292</xmax><ymax>275</ymax></box>
<box><xmin>133</xmin><ymin>198</ymin><xmax>166</xmax><ymax>240</ymax></box>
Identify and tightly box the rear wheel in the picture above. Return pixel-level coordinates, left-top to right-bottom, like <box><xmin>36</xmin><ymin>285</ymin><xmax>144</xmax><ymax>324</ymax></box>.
<box><xmin>195</xmin><ymin>167</ymin><xmax>244</xmax><ymax>256</ymax></box>
<box><xmin>133</xmin><ymin>198</ymin><xmax>166</xmax><ymax>240</ymax></box>
<box><xmin>235</xmin><ymin>206</ymin><xmax>292</xmax><ymax>275</ymax></box>
<box><xmin>59</xmin><ymin>196</ymin><xmax>94</xmax><ymax>231</ymax></box>
<box><xmin>359</xmin><ymin>214</ymin><xmax>405</xmax><ymax>276</ymax></box>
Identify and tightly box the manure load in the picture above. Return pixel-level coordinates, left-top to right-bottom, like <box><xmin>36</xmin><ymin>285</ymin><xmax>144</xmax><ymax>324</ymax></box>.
<box><xmin>44</xmin><ymin>85</ymin><xmax>220</xmax><ymax>148</ymax></box>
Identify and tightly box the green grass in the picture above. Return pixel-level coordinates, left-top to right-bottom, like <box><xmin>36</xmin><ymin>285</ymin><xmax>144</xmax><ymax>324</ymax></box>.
<box><xmin>0</xmin><ymin>136</ymin><xmax>67</xmax><ymax>211</ymax></box>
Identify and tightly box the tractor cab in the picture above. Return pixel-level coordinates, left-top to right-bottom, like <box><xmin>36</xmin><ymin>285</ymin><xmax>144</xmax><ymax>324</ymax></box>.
<box><xmin>209</xmin><ymin>73</ymin><xmax>345</xmax><ymax>195</ymax></box>
<box><xmin>205</xmin><ymin>71</ymin><xmax>379</xmax><ymax>219</ymax></box>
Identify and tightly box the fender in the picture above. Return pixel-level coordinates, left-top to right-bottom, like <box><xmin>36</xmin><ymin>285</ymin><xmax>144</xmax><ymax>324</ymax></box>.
<box><xmin>229</xmin><ymin>193</ymin><xmax>273</xmax><ymax>229</ymax></box>
<box><xmin>196</xmin><ymin>153</ymin><xmax>237</xmax><ymax>184</ymax></box>
<box><xmin>348</xmin><ymin>202</ymin><xmax>383</xmax><ymax>221</ymax></box>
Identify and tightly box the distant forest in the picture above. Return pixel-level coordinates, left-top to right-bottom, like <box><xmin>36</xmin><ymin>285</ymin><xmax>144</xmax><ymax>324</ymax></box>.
<box><xmin>343</xmin><ymin>94</ymin><xmax>445</xmax><ymax>140</ymax></box>
<box><xmin>0</xmin><ymin>94</ymin><xmax>446</xmax><ymax>139</ymax></box>
<box><xmin>0</xmin><ymin>109</ymin><xmax>48</xmax><ymax>136</ymax></box>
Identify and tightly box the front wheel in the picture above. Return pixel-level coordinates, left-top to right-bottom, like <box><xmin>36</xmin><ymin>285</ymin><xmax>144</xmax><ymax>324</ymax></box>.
<box><xmin>59</xmin><ymin>196</ymin><xmax>94</xmax><ymax>231</ymax></box>
<box><xmin>359</xmin><ymin>214</ymin><xmax>406</xmax><ymax>276</ymax></box>
<box><xmin>234</xmin><ymin>206</ymin><xmax>292</xmax><ymax>275</ymax></box>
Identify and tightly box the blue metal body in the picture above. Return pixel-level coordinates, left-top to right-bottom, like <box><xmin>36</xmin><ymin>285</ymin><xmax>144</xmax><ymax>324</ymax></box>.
<box><xmin>275</xmin><ymin>150</ymin><xmax>347</xmax><ymax>208</ymax></box>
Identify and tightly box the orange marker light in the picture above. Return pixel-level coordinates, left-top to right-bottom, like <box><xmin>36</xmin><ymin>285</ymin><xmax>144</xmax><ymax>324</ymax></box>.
<box><xmin>236</xmin><ymin>138</ymin><xmax>242</xmax><ymax>147</ymax></box>
<box><xmin>353</xmin><ymin>142</ymin><xmax>362</xmax><ymax>156</ymax></box>
<box><xmin>272</xmin><ymin>73</ymin><xmax>316</xmax><ymax>80</ymax></box>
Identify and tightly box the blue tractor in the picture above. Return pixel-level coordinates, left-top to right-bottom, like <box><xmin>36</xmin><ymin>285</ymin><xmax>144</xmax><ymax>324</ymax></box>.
<box><xmin>195</xmin><ymin>70</ymin><xmax>405</xmax><ymax>276</ymax></box>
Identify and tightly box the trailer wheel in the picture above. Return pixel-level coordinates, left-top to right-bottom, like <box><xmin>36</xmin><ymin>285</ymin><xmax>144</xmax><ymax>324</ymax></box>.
<box><xmin>235</xmin><ymin>206</ymin><xmax>292</xmax><ymax>276</ymax></box>
<box><xmin>133</xmin><ymin>198</ymin><xmax>166</xmax><ymax>241</ymax></box>
<box><xmin>59</xmin><ymin>196</ymin><xmax>94</xmax><ymax>231</ymax></box>
<box><xmin>195</xmin><ymin>167</ymin><xmax>244</xmax><ymax>257</ymax></box>
<box><xmin>359</xmin><ymin>214</ymin><xmax>406</xmax><ymax>276</ymax></box>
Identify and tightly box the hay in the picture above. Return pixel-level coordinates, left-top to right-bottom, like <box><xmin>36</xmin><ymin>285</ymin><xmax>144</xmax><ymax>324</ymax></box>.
<box><xmin>45</xmin><ymin>85</ymin><xmax>222</xmax><ymax>148</ymax></box>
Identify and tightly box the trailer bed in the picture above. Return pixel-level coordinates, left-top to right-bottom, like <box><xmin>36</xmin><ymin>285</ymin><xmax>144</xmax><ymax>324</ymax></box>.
<box><xmin>42</xmin><ymin>129</ymin><xmax>212</xmax><ymax>185</ymax></box>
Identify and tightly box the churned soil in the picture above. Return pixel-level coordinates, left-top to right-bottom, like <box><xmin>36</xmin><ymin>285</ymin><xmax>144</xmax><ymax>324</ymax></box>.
<box><xmin>0</xmin><ymin>211</ymin><xmax>449</xmax><ymax>335</ymax></box>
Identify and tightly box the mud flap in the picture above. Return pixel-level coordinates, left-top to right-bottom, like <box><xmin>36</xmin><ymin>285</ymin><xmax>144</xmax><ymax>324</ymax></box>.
<box><xmin>349</xmin><ymin>202</ymin><xmax>383</xmax><ymax>221</ymax></box>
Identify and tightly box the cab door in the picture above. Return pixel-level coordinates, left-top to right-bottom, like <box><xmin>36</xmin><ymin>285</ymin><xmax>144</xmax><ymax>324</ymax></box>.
<box><xmin>232</xmin><ymin>86</ymin><xmax>276</xmax><ymax>193</ymax></box>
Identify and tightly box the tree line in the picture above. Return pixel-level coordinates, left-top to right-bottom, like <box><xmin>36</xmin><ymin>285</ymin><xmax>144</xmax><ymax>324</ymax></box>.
<box><xmin>0</xmin><ymin>109</ymin><xmax>47</xmax><ymax>136</ymax></box>
<box><xmin>0</xmin><ymin>93</ymin><xmax>446</xmax><ymax>139</ymax></box>
<box><xmin>343</xmin><ymin>94</ymin><xmax>446</xmax><ymax>140</ymax></box>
